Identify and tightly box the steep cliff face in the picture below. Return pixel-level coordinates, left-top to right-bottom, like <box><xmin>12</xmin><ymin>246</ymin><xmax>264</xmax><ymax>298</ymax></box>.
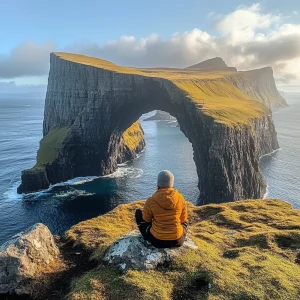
<box><xmin>229</xmin><ymin>67</ymin><xmax>288</xmax><ymax>108</ymax></box>
<box><xmin>17</xmin><ymin>121</ymin><xmax>145</xmax><ymax>193</ymax></box>
<box><xmin>18</xmin><ymin>53</ymin><xmax>280</xmax><ymax>204</ymax></box>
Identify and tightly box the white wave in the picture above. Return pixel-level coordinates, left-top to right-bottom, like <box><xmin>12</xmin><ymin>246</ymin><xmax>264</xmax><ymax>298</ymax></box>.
<box><xmin>67</xmin><ymin>176</ymin><xmax>98</xmax><ymax>186</ymax></box>
<box><xmin>3</xmin><ymin>181</ymin><xmax>23</xmax><ymax>201</ymax></box>
<box><xmin>117</xmin><ymin>162</ymin><xmax>128</xmax><ymax>167</ymax></box>
<box><xmin>259</xmin><ymin>148</ymin><xmax>281</xmax><ymax>159</ymax></box>
<box><xmin>55</xmin><ymin>189</ymin><xmax>95</xmax><ymax>199</ymax></box>
<box><xmin>263</xmin><ymin>184</ymin><xmax>269</xmax><ymax>199</ymax></box>
<box><xmin>4</xmin><ymin>167</ymin><xmax>142</xmax><ymax>201</ymax></box>
<box><xmin>102</xmin><ymin>166</ymin><xmax>143</xmax><ymax>179</ymax></box>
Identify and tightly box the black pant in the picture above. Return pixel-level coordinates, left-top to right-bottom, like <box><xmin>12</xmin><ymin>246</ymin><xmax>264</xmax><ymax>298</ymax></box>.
<box><xmin>135</xmin><ymin>209</ymin><xmax>188</xmax><ymax>248</ymax></box>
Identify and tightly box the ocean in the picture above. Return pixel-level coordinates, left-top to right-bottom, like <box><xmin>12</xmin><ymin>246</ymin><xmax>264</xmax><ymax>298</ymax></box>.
<box><xmin>0</xmin><ymin>93</ymin><xmax>299</xmax><ymax>244</ymax></box>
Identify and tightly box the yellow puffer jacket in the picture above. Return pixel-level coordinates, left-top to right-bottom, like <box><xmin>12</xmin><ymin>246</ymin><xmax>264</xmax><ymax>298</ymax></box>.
<box><xmin>142</xmin><ymin>188</ymin><xmax>188</xmax><ymax>240</ymax></box>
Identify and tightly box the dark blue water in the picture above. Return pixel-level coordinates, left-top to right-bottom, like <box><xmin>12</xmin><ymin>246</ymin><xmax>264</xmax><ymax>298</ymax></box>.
<box><xmin>0</xmin><ymin>93</ymin><xmax>299</xmax><ymax>244</ymax></box>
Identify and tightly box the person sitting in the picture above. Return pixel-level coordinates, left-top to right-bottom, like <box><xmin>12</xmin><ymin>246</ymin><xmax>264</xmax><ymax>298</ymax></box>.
<box><xmin>135</xmin><ymin>170</ymin><xmax>188</xmax><ymax>248</ymax></box>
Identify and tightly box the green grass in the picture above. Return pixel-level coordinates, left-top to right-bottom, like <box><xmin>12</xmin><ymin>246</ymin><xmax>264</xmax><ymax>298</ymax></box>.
<box><xmin>35</xmin><ymin>126</ymin><xmax>70</xmax><ymax>168</ymax></box>
<box><xmin>66</xmin><ymin>199</ymin><xmax>300</xmax><ymax>300</ymax></box>
<box><xmin>54</xmin><ymin>52</ymin><xmax>269</xmax><ymax>127</ymax></box>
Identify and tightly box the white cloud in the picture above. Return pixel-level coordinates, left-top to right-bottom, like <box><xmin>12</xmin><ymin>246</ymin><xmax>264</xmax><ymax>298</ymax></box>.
<box><xmin>0</xmin><ymin>41</ymin><xmax>55</xmax><ymax>78</ymax></box>
<box><xmin>64</xmin><ymin>4</ymin><xmax>299</xmax><ymax>85</ymax></box>
<box><xmin>216</xmin><ymin>3</ymin><xmax>280</xmax><ymax>32</ymax></box>
<box><xmin>0</xmin><ymin>4</ymin><xmax>299</xmax><ymax>86</ymax></box>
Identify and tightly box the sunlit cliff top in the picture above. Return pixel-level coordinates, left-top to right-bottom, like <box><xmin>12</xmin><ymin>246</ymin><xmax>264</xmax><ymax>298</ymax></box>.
<box><xmin>54</xmin><ymin>52</ymin><xmax>270</xmax><ymax>127</ymax></box>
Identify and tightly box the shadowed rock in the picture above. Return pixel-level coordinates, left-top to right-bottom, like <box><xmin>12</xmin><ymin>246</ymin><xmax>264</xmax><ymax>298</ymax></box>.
<box><xmin>0</xmin><ymin>223</ymin><xmax>59</xmax><ymax>295</ymax></box>
<box><xmin>103</xmin><ymin>230</ymin><xmax>198</xmax><ymax>271</ymax></box>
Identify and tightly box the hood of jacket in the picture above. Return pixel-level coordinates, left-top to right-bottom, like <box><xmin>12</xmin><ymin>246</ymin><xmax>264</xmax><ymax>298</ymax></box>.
<box><xmin>152</xmin><ymin>188</ymin><xmax>180</xmax><ymax>210</ymax></box>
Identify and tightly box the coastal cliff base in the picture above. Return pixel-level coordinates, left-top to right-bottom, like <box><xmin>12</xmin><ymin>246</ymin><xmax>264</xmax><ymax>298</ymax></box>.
<box><xmin>17</xmin><ymin>121</ymin><xmax>145</xmax><ymax>194</ymax></box>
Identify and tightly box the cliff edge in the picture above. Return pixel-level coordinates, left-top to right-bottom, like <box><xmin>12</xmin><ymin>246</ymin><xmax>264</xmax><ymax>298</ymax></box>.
<box><xmin>18</xmin><ymin>52</ymin><xmax>282</xmax><ymax>204</ymax></box>
<box><xmin>2</xmin><ymin>199</ymin><xmax>299</xmax><ymax>299</ymax></box>
<box><xmin>63</xmin><ymin>199</ymin><xmax>300</xmax><ymax>300</ymax></box>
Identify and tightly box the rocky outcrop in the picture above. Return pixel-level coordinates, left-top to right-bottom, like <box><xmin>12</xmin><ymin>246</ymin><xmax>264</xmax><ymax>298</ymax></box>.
<box><xmin>187</xmin><ymin>57</ymin><xmax>237</xmax><ymax>71</ymax></box>
<box><xmin>144</xmin><ymin>110</ymin><xmax>176</xmax><ymax>121</ymax></box>
<box><xmin>17</xmin><ymin>120</ymin><xmax>145</xmax><ymax>194</ymax></box>
<box><xmin>117</xmin><ymin>121</ymin><xmax>145</xmax><ymax>164</ymax></box>
<box><xmin>0</xmin><ymin>223</ymin><xmax>59</xmax><ymax>295</ymax></box>
<box><xmin>103</xmin><ymin>230</ymin><xmax>198</xmax><ymax>271</ymax></box>
<box><xmin>18</xmin><ymin>52</ymin><xmax>281</xmax><ymax>204</ymax></box>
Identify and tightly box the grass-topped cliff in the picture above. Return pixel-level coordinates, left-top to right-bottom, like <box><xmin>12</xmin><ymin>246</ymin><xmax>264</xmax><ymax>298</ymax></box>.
<box><xmin>54</xmin><ymin>52</ymin><xmax>273</xmax><ymax>127</ymax></box>
<box><xmin>65</xmin><ymin>199</ymin><xmax>300</xmax><ymax>300</ymax></box>
<box><xmin>18</xmin><ymin>51</ymin><xmax>280</xmax><ymax>201</ymax></box>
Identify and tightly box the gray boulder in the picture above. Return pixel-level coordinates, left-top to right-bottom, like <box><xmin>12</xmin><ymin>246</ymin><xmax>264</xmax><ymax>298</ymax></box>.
<box><xmin>0</xmin><ymin>223</ymin><xmax>59</xmax><ymax>295</ymax></box>
<box><xmin>103</xmin><ymin>230</ymin><xmax>198</xmax><ymax>272</ymax></box>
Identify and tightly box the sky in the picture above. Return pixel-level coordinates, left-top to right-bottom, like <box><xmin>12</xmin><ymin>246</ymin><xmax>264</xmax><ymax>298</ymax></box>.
<box><xmin>0</xmin><ymin>0</ymin><xmax>300</xmax><ymax>92</ymax></box>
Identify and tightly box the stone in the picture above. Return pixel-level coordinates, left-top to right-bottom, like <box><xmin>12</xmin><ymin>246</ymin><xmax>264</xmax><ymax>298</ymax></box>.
<box><xmin>0</xmin><ymin>223</ymin><xmax>59</xmax><ymax>295</ymax></box>
<box><xmin>103</xmin><ymin>230</ymin><xmax>198</xmax><ymax>272</ymax></box>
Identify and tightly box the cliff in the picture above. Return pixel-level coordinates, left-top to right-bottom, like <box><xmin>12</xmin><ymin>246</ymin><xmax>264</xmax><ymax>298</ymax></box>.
<box><xmin>229</xmin><ymin>67</ymin><xmax>288</xmax><ymax>108</ymax></box>
<box><xmin>63</xmin><ymin>199</ymin><xmax>300</xmax><ymax>300</ymax></box>
<box><xmin>144</xmin><ymin>110</ymin><xmax>176</xmax><ymax>121</ymax></box>
<box><xmin>18</xmin><ymin>52</ymin><xmax>282</xmax><ymax>204</ymax></box>
<box><xmin>17</xmin><ymin>121</ymin><xmax>145</xmax><ymax>193</ymax></box>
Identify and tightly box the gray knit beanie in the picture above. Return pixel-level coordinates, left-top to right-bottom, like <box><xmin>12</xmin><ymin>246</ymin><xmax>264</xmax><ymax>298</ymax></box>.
<box><xmin>157</xmin><ymin>170</ymin><xmax>174</xmax><ymax>188</ymax></box>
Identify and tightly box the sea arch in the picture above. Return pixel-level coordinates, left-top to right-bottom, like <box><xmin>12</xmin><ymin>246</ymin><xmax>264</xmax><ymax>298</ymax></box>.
<box><xmin>18</xmin><ymin>53</ymin><xmax>280</xmax><ymax>204</ymax></box>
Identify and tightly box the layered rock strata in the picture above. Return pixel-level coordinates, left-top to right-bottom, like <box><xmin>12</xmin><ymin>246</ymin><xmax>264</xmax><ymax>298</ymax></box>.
<box><xmin>18</xmin><ymin>52</ymin><xmax>282</xmax><ymax>204</ymax></box>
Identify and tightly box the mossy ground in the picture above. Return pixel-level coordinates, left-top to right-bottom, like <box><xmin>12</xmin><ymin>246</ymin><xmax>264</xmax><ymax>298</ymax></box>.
<box><xmin>29</xmin><ymin>126</ymin><xmax>70</xmax><ymax>171</ymax></box>
<box><xmin>54</xmin><ymin>52</ymin><xmax>269</xmax><ymax>127</ymax></box>
<box><xmin>66</xmin><ymin>199</ymin><xmax>300</xmax><ymax>300</ymax></box>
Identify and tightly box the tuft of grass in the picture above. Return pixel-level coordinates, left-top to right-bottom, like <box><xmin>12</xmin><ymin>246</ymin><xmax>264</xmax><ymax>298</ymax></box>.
<box><xmin>54</xmin><ymin>52</ymin><xmax>269</xmax><ymax>127</ymax></box>
<box><xmin>66</xmin><ymin>199</ymin><xmax>300</xmax><ymax>300</ymax></box>
<box><xmin>121</xmin><ymin>121</ymin><xmax>144</xmax><ymax>151</ymax></box>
